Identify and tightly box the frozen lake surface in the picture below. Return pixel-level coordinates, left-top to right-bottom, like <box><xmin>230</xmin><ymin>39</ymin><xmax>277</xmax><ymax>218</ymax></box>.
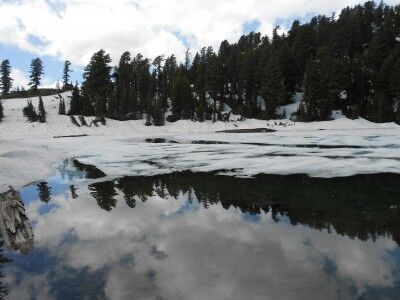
<box><xmin>0</xmin><ymin>92</ymin><xmax>399</xmax><ymax>193</ymax></box>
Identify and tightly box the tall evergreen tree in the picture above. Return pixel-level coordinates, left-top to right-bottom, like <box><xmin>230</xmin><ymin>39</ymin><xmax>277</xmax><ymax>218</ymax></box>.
<box><xmin>392</xmin><ymin>54</ymin><xmax>400</xmax><ymax>91</ymax></box>
<box><xmin>152</xmin><ymin>55</ymin><xmax>166</xmax><ymax>111</ymax></box>
<box><xmin>184</xmin><ymin>49</ymin><xmax>191</xmax><ymax>71</ymax></box>
<box><xmin>151</xmin><ymin>98</ymin><xmax>165</xmax><ymax>126</ymax></box>
<box><xmin>68</xmin><ymin>83</ymin><xmax>81</xmax><ymax>115</ymax></box>
<box><xmin>372</xmin><ymin>92</ymin><xmax>393</xmax><ymax>123</ymax></box>
<box><xmin>171</xmin><ymin>75</ymin><xmax>193</xmax><ymax>120</ymax></box>
<box><xmin>299</xmin><ymin>48</ymin><xmax>342</xmax><ymax>121</ymax></box>
<box><xmin>194</xmin><ymin>48</ymin><xmax>208</xmax><ymax>121</ymax></box>
<box><xmin>133</xmin><ymin>53</ymin><xmax>151</xmax><ymax>117</ymax></box>
<box><xmin>376</xmin><ymin>53</ymin><xmax>396</xmax><ymax>98</ymax></box>
<box><xmin>115</xmin><ymin>51</ymin><xmax>134</xmax><ymax>120</ymax></box>
<box><xmin>163</xmin><ymin>54</ymin><xmax>178</xmax><ymax>103</ymax></box>
<box><xmin>301</xmin><ymin>59</ymin><xmax>320</xmax><ymax>121</ymax></box>
<box><xmin>261</xmin><ymin>55</ymin><xmax>285</xmax><ymax>119</ymax></box>
<box><xmin>29</xmin><ymin>58</ymin><xmax>44</xmax><ymax>91</ymax></box>
<box><xmin>62</xmin><ymin>60</ymin><xmax>72</xmax><ymax>89</ymax></box>
<box><xmin>239</xmin><ymin>50</ymin><xmax>257</xmax><ymax>116</ymax></box>
<box><xmin>0</xmin><ymin>59</ymin><xmax>13</xmax><ymax>97</ymax></box>
<box><xmin>278</xmin><ymin>44</ymin><xmax>299</xmax><ymax>100</ymax></box>
<box><xmin>206</xmin><ymin>47</ymin><xmax>224</xmax><ymax>122</ymax></box>
<box><xmin>81</xmin><ymin>50</ymin><xmax>113</xmax><ymax>117</ymax></box>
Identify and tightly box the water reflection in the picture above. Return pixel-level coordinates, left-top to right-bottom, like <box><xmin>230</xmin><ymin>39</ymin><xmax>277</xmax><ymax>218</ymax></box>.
<box><xmin>91</xmin><ymin>172</ymin><xmax>400</xmax><ymax>245</ymax></box>
<box><xmin>89</xmin><ymin>182</ymin><xmax>118</xmax><ymax>212</ymax></box>
<box><xmin>3</xmin><ymin>171</ymin><xmax>400</xmax><ymax>299</ymax></box>
<box><xmin>69</xmin><ymin>185</ymin><xmax>78</xmax><ymax>199</ymax></box>
<box><xmin>0</xmin><ymin>239</ymin><xmax>11</xmax><ymax>299</ymax></box>
<box><xmin>36</xmin><ymin>182</ymin><xmax>51</xmax><ymax>203</ymax></box>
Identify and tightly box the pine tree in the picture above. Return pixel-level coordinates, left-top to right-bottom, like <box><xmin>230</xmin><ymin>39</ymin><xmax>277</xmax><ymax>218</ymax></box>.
<box><xmin>278</xmin><ymin>44</ymin><xmax>299</xmax><ymax>100</ymax></box>
<box><xmin>261</xmin><ymin>55</ymin><xmax>285</xmax><ymax>119</ymax></box>
<box><xmin>194</xmin><ymin>48</ymin><xmax>208</xmax><ymax>121</ymax></box>
<box><xmin>29</xmin><ymin>58</ymin><xmax>44</xmax><ymax>91</ymax></box>
<box><xmin>0</xmin><ymin>100</ymin><xmax>3</xmax><ymax>122</ymax></box>
<box><xmin>376</xmin><ymin>53</ymin><xmax>396</xmax><ymax>97</ymax></box>
<box><xmin>342</xmin><ymin>56</ymin><xmax>369</xmax><ymax>118</ymax></box>
<box><xmin>300</xmin><ymin>59</ymin><xmax>320</xmax><ymax>121</ymax></box>
<box><xmin>152</xmin><ymin>55</ymin><xmax>166</xmax><ymax>111</ymax></box>
<box><xmin>299</xmin><ymin>48</ymin><xmax>341</xmax><ymax>121</ymax></box>
<box><xmin>171</xmin><ymin>75</ymin><xmax>192</xmax><ymax>120</ymax></box>
<box><xmin>115</xmin><ymin>51</ymin><xmax>133</xmax><ymax>120</ymax></box>
<box><xmin>62</xmin><ymin>60</ymin><xmax>72</xmax><ymax>89</ymax></box>
<box><xmin>0</xmin><ymin>60</ymin><xmax>13</xmax><ymax>97</ymax></box>
<box><xmin>38</xmin><ymin>96</ymin><xmax>46</xmax><ymax>123</ymax></box>
<box><xmin>163</xmin><ymin>54</ymin><xmax>178</xmax><ymax>104</ymax></box>
<box><xmin>391</xmin><ymin>57</ymin><xmax>400</xmax><ymax>101</ymax></box>
<box><xmin>184</xmin><ymin>49</ymin><xmax>191</xmax><ymax>71</ymax></box>
<box><xmin>68</xmin><ymin>83</ymin><xmax>81</xmax><ymax>115</ymax></box>
<box><xmin>206</xmin><ymin>48</ymin><xmax>224</xmax><ymax>122</ymax></box>
<box><xmin>315</xmin><ymin>49</ymin><xmax>341</xmax><ymax>120</ymax></box>
<box><xmin>372</xmin><ymin>92</ymin><xmax>393</xmax><ymax>123</ymax></box>
<box><xmin>81</xmin><ymin>50</ymin><xmax>113</xmax><ymax>117</ymax></box>
<box><xmin>58</xmin><ymin>98</ymin><xmax>66</xmax><ymax>115</ymax></box>
<box><xmin>239</xmin><ymin>50</ymin><xmax>257</xmax><ymax>116</ymax></box>
<box><xmin>151</xmin><ymin>98</ymin><xmax>165</xmax><ymax>126</ymax></box>
<box><xmin>23</xmin><ymin>100</ymin><xmax>38</xmax><ymax>122</ymax></box>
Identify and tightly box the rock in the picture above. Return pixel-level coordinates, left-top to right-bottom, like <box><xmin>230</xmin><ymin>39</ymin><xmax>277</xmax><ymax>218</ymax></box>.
<box><xmin>0</xmin><ymin>188</ymin><xmax>34</xmax><ymax>254</ymax></box>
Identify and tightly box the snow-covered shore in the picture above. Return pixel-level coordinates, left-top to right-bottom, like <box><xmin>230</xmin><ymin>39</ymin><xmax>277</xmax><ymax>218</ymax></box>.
<box><xmin>1</xmin><ymin>92</ymin><xmax>399</xmax><ymax>193</ymax></box>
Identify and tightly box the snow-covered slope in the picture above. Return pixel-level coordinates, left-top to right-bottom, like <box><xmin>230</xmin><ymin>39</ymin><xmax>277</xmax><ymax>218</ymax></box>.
<box><xmin>0</xmin><ymin>92</ymin><xmax>399</xmax><ymax>193</ymax></box>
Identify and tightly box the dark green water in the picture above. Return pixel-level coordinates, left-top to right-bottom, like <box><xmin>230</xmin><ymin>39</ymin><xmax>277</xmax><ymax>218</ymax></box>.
<box><xmin>2</xmin><ymin>166</ymin><xmax>400</xmax><ymax>299</ymax></box>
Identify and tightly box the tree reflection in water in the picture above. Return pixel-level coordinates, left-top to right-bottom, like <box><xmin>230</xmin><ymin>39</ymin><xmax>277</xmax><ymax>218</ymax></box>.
<box><xmin>0</xmin><ymin>238</ymin><xmax>11</xmax><ymax>299</ymax></box>
<box><xmin>89</xmin><ymin>172</ymin><xmax>400</xmax><ymax>243</ymax></box>
<box><xmin>3</xmin><ymin>171</ymin><xmax>400</xmax><ymax>299</ymax></box>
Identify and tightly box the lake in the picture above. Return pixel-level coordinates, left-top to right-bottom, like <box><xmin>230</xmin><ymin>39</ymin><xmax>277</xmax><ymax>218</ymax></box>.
<box><xmin>1</xmin><ymin>160</ymin><xmax>400</xmax><ymax>299</ymax></box>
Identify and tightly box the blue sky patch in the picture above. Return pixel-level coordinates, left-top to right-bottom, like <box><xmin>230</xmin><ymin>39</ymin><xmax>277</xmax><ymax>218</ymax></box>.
<box><xmin>243</xmin><ymin>19</ymin><xmax>261</xmax><ymax>34</ymax></box>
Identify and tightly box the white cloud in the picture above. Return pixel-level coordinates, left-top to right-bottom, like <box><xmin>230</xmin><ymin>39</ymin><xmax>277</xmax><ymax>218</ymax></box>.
<box><xmin>0</xmin><ymin>0</ymin><xmax>399</xmax><ymax>66</ymax></box>
<box><xmin>11</xmin><ymin>68</ymin><xmax>59</xmax><ymax>90</ymax></box>
<box><xmin>11</xmin><ymin>68</ymin><xmax>29</xmax><ymax>89</ymax></box>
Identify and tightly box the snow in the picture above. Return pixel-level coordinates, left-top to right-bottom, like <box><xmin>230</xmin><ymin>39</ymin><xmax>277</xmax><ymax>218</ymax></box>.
<box><xmin>277</xmin><ymin>92</ymin><xmax>302</xmax><ymax>117</ymax></box>
<box><xmin>0</xmin><ymin>92</ymin><xmax>399</xmax><ymax>193</ymax></box>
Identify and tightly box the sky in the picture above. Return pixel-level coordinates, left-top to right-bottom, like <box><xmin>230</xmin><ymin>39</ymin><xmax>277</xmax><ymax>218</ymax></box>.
<box><xmin>0</xmin><ymin>0</ymin><xmax>398</xmax><ymax>89</ymax></box>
